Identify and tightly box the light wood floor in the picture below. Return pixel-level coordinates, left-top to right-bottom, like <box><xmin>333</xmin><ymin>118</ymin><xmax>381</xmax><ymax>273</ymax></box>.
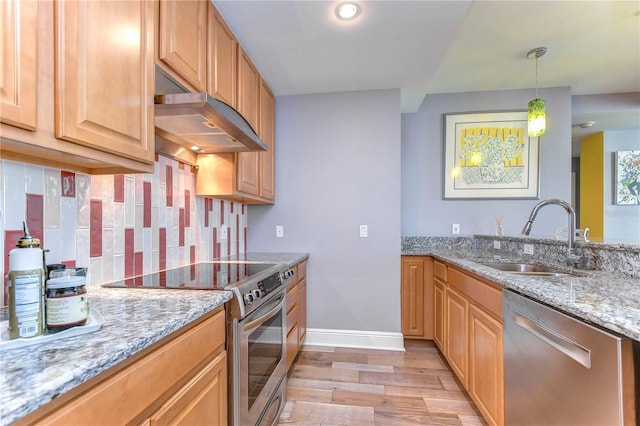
<box><xmin>277</xmin><ymin>340</ymin><xmax>487</xmax><ymax>426</ymax></box>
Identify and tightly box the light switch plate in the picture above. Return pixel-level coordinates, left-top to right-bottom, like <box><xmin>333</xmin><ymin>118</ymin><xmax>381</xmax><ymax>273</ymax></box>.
<box><xmin>276</xmin><ymin>225</ymin><xmax>284</xmax><ymax>238</ymax></box>
<box><xmin>360</xmin><ymin>225</ymin><xmax>368</xmax><ymax>238</ymax></box>
<box><xmin>494</xmin><ymin>240</ymin><xmax>501</xmax><ymax>250</ymax></box>
<box><xmin>220</xmin><ymin>225</ymin><xmax>228</xmax><ymax>240</ymax></box>
<box><xmin>452</xmin><ymin>224</ymin><xmax>460</xmax><ymax>235</ymax></box>
<box><xmin>523</xmin><ymin>243</ymin><xmax>534</xmax><ymax>255</ymax></box>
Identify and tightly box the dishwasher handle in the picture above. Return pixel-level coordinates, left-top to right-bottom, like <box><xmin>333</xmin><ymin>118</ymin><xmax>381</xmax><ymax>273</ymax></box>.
<box><xmin>513</xmin><ymin>311</ymin><xmax>592</xmax><ymax>369</ymax></box>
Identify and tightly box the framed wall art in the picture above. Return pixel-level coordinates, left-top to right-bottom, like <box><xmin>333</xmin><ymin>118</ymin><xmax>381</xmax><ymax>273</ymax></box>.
<box><xmin>443</xmin><ymin>110</ymin><xmax>540</xmax><ymax>199</ymax></box>
<box><xmin>614</xmin><ymin>150</ymin><xmax>640</xmax><ymax>205</ymax></box>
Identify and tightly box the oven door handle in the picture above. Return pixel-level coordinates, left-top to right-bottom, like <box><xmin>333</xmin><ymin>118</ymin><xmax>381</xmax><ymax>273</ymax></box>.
<box><xmin>242</xmin><ymin>293</ymin><xmax>285</xmax><ymax>332</ymax></box>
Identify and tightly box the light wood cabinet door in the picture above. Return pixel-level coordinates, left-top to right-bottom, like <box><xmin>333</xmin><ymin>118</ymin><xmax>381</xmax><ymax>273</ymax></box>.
<box><xmin>445</xmin><ymin>286</ymin><xmax>469</xmax><ymax>388</ymax></box>
<box><xmin>149</xmin><ymin>351</ymin><xmax>227</xmax><ymax>426</ymax></box>
<box><xmin>258</xmin><ymin>79</ymin><xmax>275</xmax><ymax>202</ymax></box>
<box><xmin>208</xmin><ymin>3</ymin><xmax>236</xmax><ymax>107</ymax></box>
<box><xmin>157</xmin><ymin>0</ymin><xmax>206</xmax><ymax>91</ymax></box>
<box><xmin>298</xmin><ymin>278</ymin><xmax>307</xmax><ymax>345</ymax></box>
<box><xmin>1</xmin><ymin>0</ymin><xmax>37</xmax><ymax>130</ymax></box>
<box><xmin>469</xmin><ymin>305</ymin><xmax>504</xmax><ymax>426</ymax></box>
<box><xmin>236</xmin><ymin>46</ymin><xmax>260</xmax><ymax>196</ymax></box>
<box><xmin>55</xmin><ymin>0</ymin><xmax>154</xmax><ymax>165</ymax></box>
<box><xmin>433</xmin><ymin>278</ymin><xmax>446</xmax><ymax>351</ymax></box>
<box><xmin>401</xmin><ymin>258</ymin><xmax>425</xmax><ymax>337</ymax></box>
<box><xmin>236</xmin><ymin>46</ymin><xmax>259</xmax><ymax>131</ymax></box>
<box><xmin>401</xmin><ymin>256</ymin><xmax>433</xmax><ymax>339</ymax></box>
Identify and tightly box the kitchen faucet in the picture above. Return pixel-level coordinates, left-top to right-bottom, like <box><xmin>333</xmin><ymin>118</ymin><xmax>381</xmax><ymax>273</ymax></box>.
<box><xmin>521</xmin><ymin>199</ymin><xmax>587</xmax><ymax>268</ymax></box>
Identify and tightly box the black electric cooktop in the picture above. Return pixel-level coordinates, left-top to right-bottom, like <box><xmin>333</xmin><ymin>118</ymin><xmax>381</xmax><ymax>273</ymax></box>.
<box><xmin>101</xmin><ymin>262</ymin><xmax>280</xmax><ymax>290</ymax></box>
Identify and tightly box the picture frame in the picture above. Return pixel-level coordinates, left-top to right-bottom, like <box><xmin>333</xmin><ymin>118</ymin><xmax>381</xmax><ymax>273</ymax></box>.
<box><xmin>614</xmin><ymin>150</ymin><xmax>640</xmax><ymax>205</ymax></box>
<box><xmin>443</xmin><ymin>110</ymin><xmax>540</xmax><ymax>199</ymax></box>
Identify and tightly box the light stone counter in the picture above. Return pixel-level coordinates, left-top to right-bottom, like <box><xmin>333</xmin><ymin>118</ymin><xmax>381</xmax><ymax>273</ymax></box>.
<box><xmin>0</xmin><ymin>286</ymin><xmax>232</xmax><ymax>425</ymax></box>
<box><xmin>402</xmin><ymin>248</ymin><xmax>640</xmax><ymax>342</ymax></box>
<box><xmin>0</xmin><ymin>252</ymin><xmax>309</xmax><ymax>425</ymax></box>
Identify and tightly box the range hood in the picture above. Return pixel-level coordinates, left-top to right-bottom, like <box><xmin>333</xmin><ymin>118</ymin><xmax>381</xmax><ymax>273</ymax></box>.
<box><xmin>154</xmin><ymin>67</ymin><xmax>267</xmax><ymax>164</ymax></box>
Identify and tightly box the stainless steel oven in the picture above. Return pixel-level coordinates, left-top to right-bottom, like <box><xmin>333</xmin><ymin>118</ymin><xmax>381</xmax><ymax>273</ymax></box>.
<box><xmin>226</xmin><ymin>264</ymin><xmax>295</xmax><ymax>426</ymax></box>
<box><xmin>232</xmin><ymin>290</ymin><xmax>286</xmax><ymax>426</ymax></box>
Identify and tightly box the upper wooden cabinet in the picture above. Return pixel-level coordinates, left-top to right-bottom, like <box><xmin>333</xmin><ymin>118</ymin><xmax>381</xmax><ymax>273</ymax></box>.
<box><xmin>208</xmin><ymin>3</ymin><xmax>237</xmax><ymax>107</ymax></box>
<box><xmin>157</xmin><ymin>0</ymin><xmax>207</xmax><ymax>92</ymax></box>
<box><xmin>1</xmin><ymin>0</ymin><xmax>37</xmax><ymax>130</ymax></box>
<box><xmin>195</xmin><ymin>79</ymin><xmax>276</xmax><ymax>204</ymax></box>
<box><xmin>1</xmin><ymin>0</ymin><xmax>155</xmax><ymax>174</ymax></box>
<box><xmin>236</xmin><ymin>46</ymin><xmax>260</xmax><ymax>132</ymax></box>
<box><xmin>258</xmin><ymin>79</ymin><xmax>276</xmax><ymax>201</ymax></box>
<box><xmin>56</xmin><ymin>0</ymin><xmax>155</xmax><ymax>165</ymax></box>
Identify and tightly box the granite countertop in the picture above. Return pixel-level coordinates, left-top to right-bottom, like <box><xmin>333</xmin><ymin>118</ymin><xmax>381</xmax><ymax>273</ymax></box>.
<box><xmin>0</xmin><ymin>252</ymin><xmax>309</xmax><ymax>425</ymax></box>
<box><xmin>403</xmin><ymin>248</ymin><xmax>640</xmax><ymax>341</ymax></box>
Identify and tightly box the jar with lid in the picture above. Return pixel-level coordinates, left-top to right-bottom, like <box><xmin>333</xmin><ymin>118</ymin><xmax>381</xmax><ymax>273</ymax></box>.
<box><xmin>45</xmin><ymin>276</ymin><xmax>89</xmax><ymax>332</ymax></box>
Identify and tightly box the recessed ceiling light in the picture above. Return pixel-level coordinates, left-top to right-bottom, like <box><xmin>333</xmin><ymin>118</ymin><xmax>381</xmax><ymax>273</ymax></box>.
<box><xmin>336</xmin><ymin>2</ymin><xmax>360</xmax><ymax>20</ymax></box>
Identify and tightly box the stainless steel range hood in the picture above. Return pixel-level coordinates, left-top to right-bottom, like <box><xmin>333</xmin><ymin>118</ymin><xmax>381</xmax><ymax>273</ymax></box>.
<box><xmin>154</xmin><ymin>68</ymin><xmax>267</xmax><ymax>164</ymax></box>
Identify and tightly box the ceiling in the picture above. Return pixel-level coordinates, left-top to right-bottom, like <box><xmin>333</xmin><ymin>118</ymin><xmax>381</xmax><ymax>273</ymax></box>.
<box><xmin>214</xmin><ymin>0</ymin><xmax>640</xmax><ymax>146</ymax></box>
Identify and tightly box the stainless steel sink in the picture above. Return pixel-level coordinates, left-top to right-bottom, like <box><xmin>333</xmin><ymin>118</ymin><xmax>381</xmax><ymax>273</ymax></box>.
<box><xmin>478</xmin><ymin>262</ymin><xmax>574</xmax><ymax>277</ymax></box>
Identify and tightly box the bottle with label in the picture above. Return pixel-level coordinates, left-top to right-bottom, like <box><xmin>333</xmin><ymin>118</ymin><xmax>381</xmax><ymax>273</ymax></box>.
<box><xmin>6</xmin><ymin>223</ymin><xmax>45</xmax><ymax>339</ymax></box>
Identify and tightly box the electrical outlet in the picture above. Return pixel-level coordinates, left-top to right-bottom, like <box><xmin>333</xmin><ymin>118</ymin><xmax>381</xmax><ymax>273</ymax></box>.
<box><xmin>220</xmin><ymin>225</ymin><xmax>227</xmax><ymax>240</ymax></box>
<box><xmin>452</xmin><ymin>224</ymin><xmax>460</xmax><ymax>235</ymax></box>
<box><xmin>494</xmin><ymin>240</ymin><xmax>501</xmax><ymax>250</ymax></box>
<box><xmin>524</xmin><ymin>244</ymin><xmax>534</xmax><ymax>255</ymax></box>
<box><xmin>276</xmin><ymin>225</ymin><xmax>284</xmax><ymax>238</ymax></box>
<box><xmin>360</xmin><ymin>225</ymin><xmax>368</xmax><ymax>238</ymax></box>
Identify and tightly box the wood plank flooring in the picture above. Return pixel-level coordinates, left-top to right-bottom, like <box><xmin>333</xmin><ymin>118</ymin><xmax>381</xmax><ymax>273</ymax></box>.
<box><xmin>278</xmin><ymin>340</ymin><xmax>487</xmax><ymax>426</ymax></box>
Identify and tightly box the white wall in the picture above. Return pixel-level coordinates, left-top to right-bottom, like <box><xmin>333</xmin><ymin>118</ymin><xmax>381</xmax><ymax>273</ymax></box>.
<box><xmin>604</xmin><ymin>129</ymin><xmax>640</xmax><ymax>242</ymax></box>
<box><xmin>248</xmin><ymin>89</ymin><xmax>402</xmax><ymax>333</ymax></box>
<box><xmin>402</xmin><ymin>87</ymin><xmax>573</xmax><ymax>238</ymax></box>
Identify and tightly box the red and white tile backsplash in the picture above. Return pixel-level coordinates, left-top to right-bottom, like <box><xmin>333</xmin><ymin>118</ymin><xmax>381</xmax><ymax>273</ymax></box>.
<box><xmin>0</xmin><ymin>155</ymin><xmax>247</xmax><ymax>306</ymax></box>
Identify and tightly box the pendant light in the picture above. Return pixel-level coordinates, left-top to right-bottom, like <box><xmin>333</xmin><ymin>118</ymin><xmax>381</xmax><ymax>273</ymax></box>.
<box><xmin>527</xmin><ymin>47</ymin><xmax>547</xmax><ymax>137</ymax></box>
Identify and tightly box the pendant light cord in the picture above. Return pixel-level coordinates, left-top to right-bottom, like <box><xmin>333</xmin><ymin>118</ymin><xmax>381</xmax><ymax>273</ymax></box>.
<box><xmin>535</xmin><ymin>56</ymin><xmax>539</xmax><ymax>99</ymax></box>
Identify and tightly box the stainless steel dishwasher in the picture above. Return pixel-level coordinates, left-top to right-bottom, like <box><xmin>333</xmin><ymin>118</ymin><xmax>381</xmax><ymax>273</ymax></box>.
<box><xmin>503</xmin><ymin>289</ymin><xmax>639</xmax><ymax>426</ymax></box>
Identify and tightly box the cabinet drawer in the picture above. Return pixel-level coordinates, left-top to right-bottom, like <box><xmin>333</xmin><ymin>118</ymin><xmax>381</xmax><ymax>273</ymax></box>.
<box><xmin>434</xmin><ymin>260</ymin><xmax>447</xmax><ymax>281</ymax></box>
<box><xmin>297</xmin><ymin>261</ymin><xmax>307</xmax><ymax>281</ymax></box>
<box><xmin>287</xmin><ymin>304</ymin><xmax>299</xmax><ymax>335</ymax></box>
<box><xmin>149</xmin><ymin>351</ymin><xmax>227</xmax><ymax>426</ymax></box>
<box><xmin>286</xmin><ymin>325</ymin><xmax>299</xmax><ymax>370</ymax></box>
<box><xmin>286</xmin><ymin>284</ymin><xmax>299</xmax><ymax>314</ymax></box>
<box><xmin>36</xmin><ymin>309</ymin><xmax>225</xmax><ymax>425</ymax></box>
<box><xmin>448</xmin><ymin>268</ymin><xmax>502</xmax><ymax>321</ymax></box>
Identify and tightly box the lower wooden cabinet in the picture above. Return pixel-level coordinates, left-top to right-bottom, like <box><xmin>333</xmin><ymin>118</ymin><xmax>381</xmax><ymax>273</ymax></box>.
<box><xmin>400</xmin><ymin>256</ymin><xmax>433</xmax><ymax>339</ymax></box>
<box><xmin>298</xmin><ymin>277</ymin><xmax>307</xmax><ymax>345</ymax></box>
<box><xmin>401</xmin><ymin>256</ymin><xmax>505</xmax><ymax>426</ymax></box>
<box><xmin>438</xmin><ymin>262</ymin><xmax>504</xmax><ymax>426</ymax></box>
<box><xmin>469</xmin><ymin>305</ymin><xmax>504</xmax><ymax>426</ymax></box>
<box><xmin>433</xmin><ymin>278</ymin><xmax>445</xmax><ymax>350</ymax></box>
<box><xmin>285</xmin><ymin>260</ymin><xmax>308</xmax><ymax>370</ymax></box>
<box><xmin>17</xmin><ymin>308</ymin><xmax>227</xmax><ymax>426</ymax></box>
<box><xmin>445</xmin><ymin>286</ymin><xmax>469</xmax><ymax>389</ymax></box>
<box><xmin>149</xmin><ymin>351</ymin><xmax>227</xmax><ymax>426</ymax></box>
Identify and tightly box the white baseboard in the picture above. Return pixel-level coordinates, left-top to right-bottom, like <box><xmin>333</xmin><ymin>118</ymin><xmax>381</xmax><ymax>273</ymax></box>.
<box><xmin>304</xmin><ymin>328</ymin><xmax>405</xmax><ymax>352</ymax></box>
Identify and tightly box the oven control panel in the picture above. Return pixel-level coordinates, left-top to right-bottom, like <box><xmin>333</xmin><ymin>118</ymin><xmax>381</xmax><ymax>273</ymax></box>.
<box><xmin>243</xmin><ymin>271</ymin><xmax>285</xmax><ymax>305</ymax></box>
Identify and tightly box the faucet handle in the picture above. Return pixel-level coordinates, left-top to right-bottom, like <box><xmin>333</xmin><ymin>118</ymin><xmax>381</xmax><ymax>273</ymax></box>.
<box><xmin>567</xmin><ymin>253</ymin><xmax>589</xmax><ymax>269</ymax></box>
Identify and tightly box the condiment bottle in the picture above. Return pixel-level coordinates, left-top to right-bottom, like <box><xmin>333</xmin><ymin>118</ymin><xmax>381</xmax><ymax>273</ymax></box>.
<box><xmin>6</xmin><ymin>222</ymin><xmax>45</xmax><ymax>339</ymax></box>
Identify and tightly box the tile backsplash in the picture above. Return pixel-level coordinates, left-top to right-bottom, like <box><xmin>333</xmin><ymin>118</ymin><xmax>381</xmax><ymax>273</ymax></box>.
<box><xmin>0</xmin><ymin>155</ymin><xmax>247</xmax><ymax>306</ymax></box>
